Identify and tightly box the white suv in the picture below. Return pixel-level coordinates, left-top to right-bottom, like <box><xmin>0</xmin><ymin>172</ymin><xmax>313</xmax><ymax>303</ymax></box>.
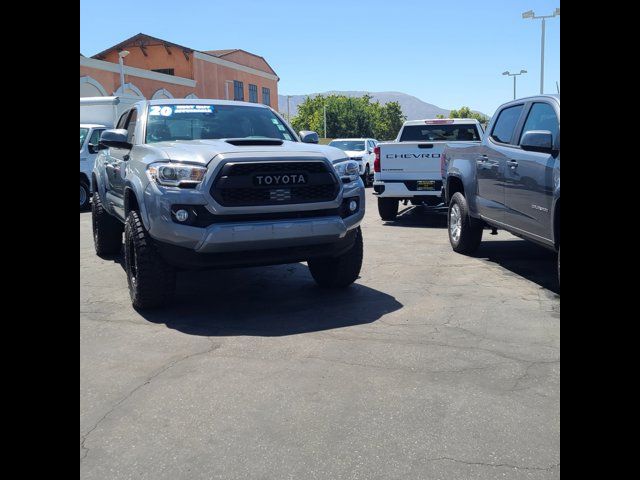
<box><xmin>328</xmin><ymin>138</ymin><xmax>378</xmax><ymax>187</ymax></box>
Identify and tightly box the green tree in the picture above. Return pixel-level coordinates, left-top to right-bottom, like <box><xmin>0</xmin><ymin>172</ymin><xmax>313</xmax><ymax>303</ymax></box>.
<box><xmin>291</xmin><ymin>94</ymin><xmax>406</xmax><ymax>141</ymax></box>
<box><xmin>449</xmin><ymin>106</ymin><xmax>490</xmax><ymax>126</ymax></box>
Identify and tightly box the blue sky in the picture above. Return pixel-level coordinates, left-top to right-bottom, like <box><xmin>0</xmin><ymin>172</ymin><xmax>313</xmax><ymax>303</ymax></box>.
<box><xmin>80</xmin><ymin>0</ymin><xmax>560</xmax><ymax>115</ymax></box>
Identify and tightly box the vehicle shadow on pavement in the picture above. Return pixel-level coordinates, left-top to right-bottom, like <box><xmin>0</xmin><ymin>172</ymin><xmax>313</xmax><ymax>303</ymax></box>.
<box><xmin>110</xmin><ymin>258</ymin><xmax>404</xmax><ymax>336</ymax></box>
<box><xmin>473</xmin><ymin>239</ymin><xmax>560</xmax><ymax>294</ymax></box>
<box><xmin>383</xmin><ymin>206</ymin><xmax>448</xmax><ymax>229</ymax></box>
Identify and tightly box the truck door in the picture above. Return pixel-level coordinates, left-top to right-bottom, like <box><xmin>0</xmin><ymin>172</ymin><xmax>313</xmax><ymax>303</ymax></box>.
<box><xmin>106</xmin><ymin>108</ymin><xmax>137</xmax><ymax>219</ymax></box>
<box><xmin>503</xmin><ymin>101</ymin><xmax>559</xmax><ymax>242</ymax></box>
<box><xmin>476</xmin><ymin>103</ymin><xmax>525</xmax><ymax>222</ymax></box>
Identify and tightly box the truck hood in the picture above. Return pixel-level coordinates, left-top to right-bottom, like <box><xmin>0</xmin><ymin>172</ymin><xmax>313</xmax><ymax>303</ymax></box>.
<box><xmin>148</xmin><ymin>139</ymin><xmax>348</xmax><ymax>165</ymax></box>
<box><xmin>343</xmin><ymin>150</ymin><xmax>367</xmax><ymax>158</ymax></box>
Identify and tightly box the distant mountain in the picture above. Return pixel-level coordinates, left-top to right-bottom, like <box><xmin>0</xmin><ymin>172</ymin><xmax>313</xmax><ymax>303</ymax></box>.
<box><xmin>277</xmin><ymin>91</ymin><xmax>488</xmax><ymax>120</ymax></box>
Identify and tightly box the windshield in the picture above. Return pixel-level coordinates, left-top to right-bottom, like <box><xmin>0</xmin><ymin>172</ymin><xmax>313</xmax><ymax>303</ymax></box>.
<box><xmin>145</xmin><ymin>104</ymin><xmax>296</xmax><ymax>143</ymax></box>
<box><xmin>399</xmin><ymin>124</ymin><xmax>480</xmax><ymax>142</ymax></box>
<box><xmin>328</xmin><ymin>140</ymin><xmax>366</xmax><ymax>151</ymax></box>
<box><xmin>80</xmin><ymin>128</ymin><xmax>89</xmax><ymax>150</ymax></box>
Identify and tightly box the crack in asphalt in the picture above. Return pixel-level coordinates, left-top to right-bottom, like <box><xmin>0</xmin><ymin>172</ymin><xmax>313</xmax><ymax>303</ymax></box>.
<box><xmin>509</xmin><ymin>360</ymin><xmax>560</xmax><ymax>392</ymax></box>
<box><xmin>301</xmin><ymin>355</ymin><xmax>508</xmax><ymax>375</ymax></box>
<box><xmin>80</xmin><ymin>338</ymin><xmax>221</xmax><ymax>462</ymax></box>
<box><xmin>426</xmin><ymin>456</ymin><xmax>560</xmax><ymax>472</ymax></box>
<box><xmin>318</xmin><ymin>331</ymin><xmax>559</xmax><ymax>366</ymax></box>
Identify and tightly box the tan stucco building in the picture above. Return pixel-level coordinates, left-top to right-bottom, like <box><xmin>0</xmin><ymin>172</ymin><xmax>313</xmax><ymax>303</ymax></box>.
<box><xmin>80</xmin><ymin>33</ymin><xmax>279</xmax><ymax>106</ymax></box>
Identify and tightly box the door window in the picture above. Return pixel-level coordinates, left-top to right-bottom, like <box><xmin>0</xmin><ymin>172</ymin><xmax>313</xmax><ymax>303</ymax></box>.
<box><xmin>490</xmin><ymin>104</ymin><xmax>524</xmax><ymax>145</ymax></box>
<box><xmin>89</xmin><ymin>128</ymin><xmax>103</xmax><ymax>146</ymax></box>
<box><xmin>519</xmin><ymin>103</ymin><xmax>559</xmax><ymax>144</ymax></box>
<box><xmin>116</xmin><ymin>110</ymin><xmax>130</xmax><ymax>129</ymax></box>
<box><xmin>125</xmin><ymin>110</ymin><xmax>138</xmax><ymax>143</ymax></box>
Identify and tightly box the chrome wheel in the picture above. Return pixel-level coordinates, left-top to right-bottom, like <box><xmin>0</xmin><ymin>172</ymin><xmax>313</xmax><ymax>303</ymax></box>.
<box><xmin>450</xmin><ymin>203</ymin><xmax>462</xmax><ymax>243</ymax></box>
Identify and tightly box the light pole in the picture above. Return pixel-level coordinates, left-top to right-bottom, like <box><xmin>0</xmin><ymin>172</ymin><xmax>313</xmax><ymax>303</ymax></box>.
<box><xmin>502</xmin><ymin>70</ymin><xmax>527</xmax><ymax>99</ymax></box>
<box><xmin>522</xmin><ymin>8</ymin><xmax>560</xmax><ymax>94</ymax></box>
<box><xmin>287</xmin><ymin>95</ymin><xmax>291</xmax><ymax>122</ymax></box>
<box><xmin>118</xmin><ymin>50</ymin><xmax>130</xmax><ymax>92</ymax></box>
<box><xmin>323</xmin><ymin>104</ymin><xmax>327</xmax><ymax>139</ymax></box>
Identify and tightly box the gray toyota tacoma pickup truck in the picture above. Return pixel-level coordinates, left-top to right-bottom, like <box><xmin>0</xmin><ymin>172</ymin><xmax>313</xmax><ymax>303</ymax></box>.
<box><xmin>91</xmin><ymin>99</ymin><xmax>365</xmax><ymax>309</ymax></box>
<box><xmin>443</xmin><ymin>94</ymin><xmax>560</xmax><ymax>282</ymax></box>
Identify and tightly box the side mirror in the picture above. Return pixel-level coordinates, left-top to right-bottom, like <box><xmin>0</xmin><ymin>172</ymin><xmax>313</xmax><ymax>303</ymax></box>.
<box><xmin>520</xmin><ymin>130</ymin><xmax>553</xmax><ymax>153</ymax></box>
<box><xmin>299</xmin><ymin>130</ymin><xmax>319</xmax><ymax>144</ymax></box>
<box><xmin>99</xmin><ymin>129</ymin><xmax>132</xmax><ymax>150</ymax></box>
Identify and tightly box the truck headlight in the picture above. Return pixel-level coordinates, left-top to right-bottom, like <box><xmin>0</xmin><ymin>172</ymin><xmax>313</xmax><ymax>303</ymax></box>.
<box><xmin>333</xmin><ymin>160</ymin><xmax>360</xmax><ymax>182</ymax></box>
<box><xmin>148</xmin><ymin>162</ymin><xmax>207</xmax><ymax>187</ymax></box>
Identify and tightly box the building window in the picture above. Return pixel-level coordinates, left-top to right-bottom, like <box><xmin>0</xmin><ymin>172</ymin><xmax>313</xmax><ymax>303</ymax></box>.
<box><xmin>152</xmin><ymin>68</ymin><xmax>175</xmax><ymax>76</ymax></box>
<box><xmin>234</xmin><ymin>80</ymin><xmax>244</xmax><ymax>101</ymax></box>
<box><xmin>249</xmin><ymin>84</ymin><xmax>258</xmax><ymax>103</ymax></box>
<box><xmin>262</xmin><ymin>87</ymin><xmax>271</xmax><ymax>106</ymax></box>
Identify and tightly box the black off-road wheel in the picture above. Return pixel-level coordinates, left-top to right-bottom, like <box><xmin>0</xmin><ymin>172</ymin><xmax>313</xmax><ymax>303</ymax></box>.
<box><xmin>448</xmin><ymin>192</ymin><xmax>483</xmax><ymax>254</ymax></box>
<box><xmin>124</xmin><ymin>211</ymin><xmax>176</xmax><ymax>309</ymax></box>
<box><xmin>362</xmin><ymin>165</ymin><xmax>373</xmax><ymax>187</ymax></box>
<box><xmin>308</xmin><ymin>227</ymin><xmax>363</xmax><ymax>288</ymax></box>
<box><xmin>80</xmin><ymin>179</ymin><xmax>91</xmax><ymax>211</ymax></box>
<box><xmin>378</xmin><ymin>197</ymin><xmax>399</xmax><ymax>221</ymax></box>
<box><xmin>92</xmin><ymin>191</ymin><xmax>123</xmax><ymax>256</ymax></box>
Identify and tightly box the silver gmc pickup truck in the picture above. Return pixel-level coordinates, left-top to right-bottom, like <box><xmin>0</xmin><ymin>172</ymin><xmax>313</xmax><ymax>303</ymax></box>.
<box><xmin>91</xmin><ymin>99</ymin><xmax>365</xmax><ymax>309</ymax></box>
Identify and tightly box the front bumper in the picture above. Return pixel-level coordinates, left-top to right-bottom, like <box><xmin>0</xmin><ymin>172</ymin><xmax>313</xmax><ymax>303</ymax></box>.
<box><xmin>155</xmin><ymin>229</ymin><xmax>358</xmax><ymax>269</ymax></box>
<box><xmin>142</xmin><ymin>179</ymin><xmax>365</xmax><ymax>254</ymax></box>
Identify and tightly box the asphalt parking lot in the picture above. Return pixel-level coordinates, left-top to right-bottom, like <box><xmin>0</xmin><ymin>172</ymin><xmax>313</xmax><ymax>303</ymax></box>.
<box><xmin>80</xmin><ymin>188</ymin><xmax>560</xmax><ymax>479</ymax></box>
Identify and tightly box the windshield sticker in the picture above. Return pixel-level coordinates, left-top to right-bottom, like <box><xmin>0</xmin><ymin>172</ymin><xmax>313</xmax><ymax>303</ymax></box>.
<box><xmin>283</xmin><ymin>133</ymin><xmax>292</xmax><ymax>140</ymax></box>
<box><xmin>149</xmin><ymin>106</ymin><xmax>174</xmax><ymax>116</ymax></box>
<box><xmin>174</xmin><ymin>105</ymin><xmax>214</xmax><ymax>114</ymax></box>
<box><xmin>271</xmin><ymin>118</ymin><xmax>279</xmax><ymax>124</ymax></box>
<box><xmin>149</xmin><ymin>105</ymin><xmax>214</xmax><ymax>116</ymax></box>
<box><xmin>277</xmin><ymin>125</ymin><xmax>286</xmax><ymax>131</ymax></box>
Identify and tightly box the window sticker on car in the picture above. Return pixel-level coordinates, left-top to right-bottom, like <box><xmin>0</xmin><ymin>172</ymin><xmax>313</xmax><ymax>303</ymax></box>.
<box><xmin>277</xmin><ymin>125</ymin><xmax>285</xmax><ymax>131</ymax></box>
<box><xmin>283</xmin><ymin>133</ymin><xmax>292</xmax><ymax>140</ymax></box>
<box><xmin>174</xmin><ymin>105</ymin><xmax>214</xmax><ymax>114</ymax></box>
<box><xmin>149</xmin><ymin>106</ymin><xmax>174</xmax><ymax>116</ymax></box>
<box><xmin>271</xmin><ymin>118</ymin><xmax>279</xmax><ymax>124</ymax></box>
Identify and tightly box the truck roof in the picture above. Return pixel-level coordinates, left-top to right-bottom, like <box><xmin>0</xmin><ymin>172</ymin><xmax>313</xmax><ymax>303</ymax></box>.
<box><xmin>497</xmin><ymin>94</ymin><xmax>560</xmax><ymax>109</ymax></box>
<box><xmin>145</xmin><ymin>98</ymin><xmax>272</xmax><ymax>108</ymax></box>
<box><xmin>402</xmin><ymin>118</ymin><xmax>480</xmax><ymax>126</ymax></box>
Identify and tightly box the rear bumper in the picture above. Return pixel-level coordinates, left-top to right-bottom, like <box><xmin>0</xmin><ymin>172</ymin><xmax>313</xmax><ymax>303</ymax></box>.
<box><xmin>156</xmin><ymin>228</ymin><xmax>358</xmax><ymax>269</ymax></box>
<box><xmin>373</xmin><ymin>180</ymin><xmax>443</xmax><ymax>198</ymax></box>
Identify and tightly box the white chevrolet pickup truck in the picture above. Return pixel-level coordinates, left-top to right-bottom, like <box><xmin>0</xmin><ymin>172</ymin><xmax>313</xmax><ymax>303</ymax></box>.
<box><xmin>373</xmin><ymin>118</ymin><xmax>483</xmax><ymax>220</ymax></box>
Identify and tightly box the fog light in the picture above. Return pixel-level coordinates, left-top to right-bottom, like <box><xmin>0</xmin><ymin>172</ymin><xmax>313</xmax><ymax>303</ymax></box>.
<box><xmin>349</xmin><ymin>200</ymin><xmax>357</xmax><ymax>212</ymax></box>
<box><xmin>175</xmin><ymin>209</ymin><xmax>189</xmax><ymax>222</ymax></box>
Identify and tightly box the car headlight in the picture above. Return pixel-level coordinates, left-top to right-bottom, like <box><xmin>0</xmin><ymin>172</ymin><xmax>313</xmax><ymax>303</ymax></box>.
<box><xmin>148</xmin><ymin>162</ymin><xmax>207</xmax><ymax>187</ymax></box>
<box><xmin>333</xmin><ymin>160</ymin><xmax>360</xmax><ymax>182</ymax></box>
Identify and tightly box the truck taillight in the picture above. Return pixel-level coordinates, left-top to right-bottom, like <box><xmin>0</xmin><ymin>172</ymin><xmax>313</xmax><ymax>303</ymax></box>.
<box><xmin>374</xmin><ymin>146</ymin><xmax>381</xmax><ymax>172</ymax></box>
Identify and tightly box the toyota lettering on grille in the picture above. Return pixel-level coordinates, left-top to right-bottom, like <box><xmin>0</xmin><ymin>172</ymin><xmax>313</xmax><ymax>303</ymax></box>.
<box><xmin>253</xmin><ymin>174</ymin><xmax>307</xmax><ymax>186</ymax></box>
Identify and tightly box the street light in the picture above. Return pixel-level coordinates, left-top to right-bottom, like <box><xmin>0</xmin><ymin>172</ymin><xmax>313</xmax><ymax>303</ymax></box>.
<box><xmin>522</xmin><ymin>8</ymin><xmax>559</xmax><ymax>94</ymax></box>
<box><xmin>118</xmin><ymin>50</ymin><xmax>130</xmax><ymax>92</ymax></box>
<box><xmin>502</xmin><ymin>69</ymin><xmax>527</xmax><ymax>100</ymax></box>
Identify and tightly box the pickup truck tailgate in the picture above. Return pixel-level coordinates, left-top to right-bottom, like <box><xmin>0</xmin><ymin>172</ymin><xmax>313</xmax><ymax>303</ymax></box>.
<box><xmin>377</xmin><ymin>141</ymin><xmax>444</xmax><ymax>180</ymax></box>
